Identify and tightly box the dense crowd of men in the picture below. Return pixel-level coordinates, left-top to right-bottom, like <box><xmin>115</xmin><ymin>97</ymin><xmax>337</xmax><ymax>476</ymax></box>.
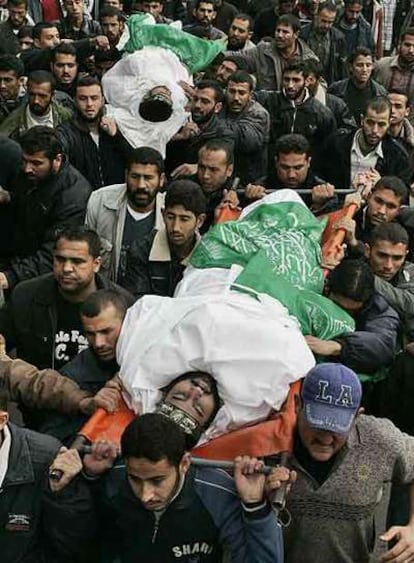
<box><xmin>2</xmin><ymin>0</ymin><xmax>414</xmax><ymax>561</ymax></box>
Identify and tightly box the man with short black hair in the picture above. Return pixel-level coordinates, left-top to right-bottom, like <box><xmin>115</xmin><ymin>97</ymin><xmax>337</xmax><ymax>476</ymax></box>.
<box><xmin>50</xmin><ymin>42</ymin><xmax>78</xmax><ymax>99</ymax></box>
<box><xmin>300</xmin><ymin>1</ymin><xmax>347</xmax><ymax>85</ymax></box>
<box><xmin>387</xmin><ymin>89</ymin><xmax>414</xmax><ymax>179</ymax></box>
<box><xmin>183</xmin><ymin>0</ymin><xmax>226</xmax><ymax>39</ymax></box>
<box><xmin>167</xmin><ymin>79</ymin><xmax>234</xmax><ymax>174</ymax></box>
<box><xmin>226</xmin><ymin>13</ymin><xmax>255</xmax><ymax>51</ymax></box>
<box><xmin>230</xmin><ymin>14</ymin><xmax>318</xmax><ymax>91</ymax></box>
<box><xmin>124</xmin><ymin>180</ymin><xmax>206</xmax><ymax>298</ymax></box>
<box><xmin>82</xmin><ymin>412</ymin><xmax>287</xmax><ymax>562</ymax></box>
<box><xmin>0</xmin><ymin>0</ymin><xmax>31</xmax><ymax>55</ymax></box>
<box><xmin>313</xmin><ymin>97</ymin><xmax>411</xmax><ymax>192</ymax></box>
<box><xmin>256</xmin><ymin>62</ymin><xmax>335</xmax><ymax>171</ymax></box>
<box><xmin>59</xmin><ymin>0</ymin><xmax>101</xmax><ymax>40</ymax></box>
<box><xmin>214</xmin><ymin>54</ymin><xmax>246</xmax><ymax>86</ymax></box>
<box><xmin>86</xmin><ymin>146</ymin><xmax>166</xmax><ymax>283</ymax></box>
<box><xmin>305</xmin><ymin>258</ymin><xmax>400</xmax><ymax>374</ymax></box>
<box><xmin>0</xmin><ymin>69</ymin><xmax>72</xmax><ymax>139</ymax></box>
<box><xmin>0</xmin><ymin>54</ymin><xmax>25</xmax><ymax>123</ymax></box>
<box><xmin>99</xmin><ymin>5</ymin><xmax>124</xmax><ymax>46</ymax></box>
<box><xmin>335</xmin><ymin>0</ymin><xmax>375</xmax><ymax>56</ymax></box>
<box><xmin>0</xmin><ymin>127</ymin><xmax>91</xmax><ymax>290</ymax></box>
<box><xmin>223</xmin><ymin>69</ymin><xmax>270</xmax><ymax>184</ymax></box>
<box><xmin>140</xmin><ymin>0</ymin><xmax>173</xmax><ymax>24</ymax></box>
<box><xmin>328</xmin><ymin>47</ymin><xmax>387</xmax><ymax>126</ymax></box>
<box><xmin>375</xmin><ymin>27</ymin><xmax>414</xmax><ymax>114</ymax></box>
<box><xmin>57</xmin><ymin>75</ymin><xmax>132</xmax><ymax>190</ymax></box>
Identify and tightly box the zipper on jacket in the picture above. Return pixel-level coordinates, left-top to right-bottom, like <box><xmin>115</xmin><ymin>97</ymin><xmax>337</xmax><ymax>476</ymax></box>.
<box><xmin>151</xmin><ymin>511</ymin><xmax>162</xmax><ymax>544</ymax></box>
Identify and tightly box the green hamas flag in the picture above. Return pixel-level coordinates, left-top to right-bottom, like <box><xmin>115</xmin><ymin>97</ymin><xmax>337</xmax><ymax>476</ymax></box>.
<box><xmin>122</xmin><ymin>14</ymin><xmax>225</xmax><ymax>73</ymax></box>
<box><xmin>190</xmin><ymin>199</ymin><xmax>355</xmax><ymax>339</ymax></box>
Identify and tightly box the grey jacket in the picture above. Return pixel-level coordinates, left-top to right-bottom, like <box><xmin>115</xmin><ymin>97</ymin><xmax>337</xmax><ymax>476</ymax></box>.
<box><xmin>229</xmin><ymin>38</ymin><xmax>319</xmax><ymax>91</ymax></box>
<box><xmin>85</xmin><ymin>183</ymin><xmax>165</xmax><ymax>280</ymax></box>
<box><xmin>375</xmin><ymin>260</ymin><xmax>414</xmax><ymax>341</ymax></box>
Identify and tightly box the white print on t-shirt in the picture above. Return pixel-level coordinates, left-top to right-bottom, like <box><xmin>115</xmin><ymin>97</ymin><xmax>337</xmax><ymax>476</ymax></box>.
<box><xmin>55</xmin><ymin>330</ymin><xmax>89</xmax><ymax>363</ymax></box>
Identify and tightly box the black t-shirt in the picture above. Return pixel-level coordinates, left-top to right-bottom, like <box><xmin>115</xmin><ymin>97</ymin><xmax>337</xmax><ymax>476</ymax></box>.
<box><xmin>117</xmin><ymin>207</ymin><xmax>155</xmax><ymax>286</ymax></box>
<box><xmin>54</xmin><ymin>292</ymin><xmax>88</xmax><ymax>370</ymax></box>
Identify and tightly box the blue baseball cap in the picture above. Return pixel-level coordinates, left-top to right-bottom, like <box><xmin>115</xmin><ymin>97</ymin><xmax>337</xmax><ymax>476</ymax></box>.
<box><xmin>301</xmin><ymin>364</ymin><xmax>362</xmax><ymax>434</ymax></box>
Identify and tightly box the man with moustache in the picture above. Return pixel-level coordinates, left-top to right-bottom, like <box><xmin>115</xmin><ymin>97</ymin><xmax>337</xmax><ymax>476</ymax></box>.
<box><xmin>57</xmin><ymin>76</ymin><xmax>132</xmax><ymax>190</ymax></box>
<box><xmin>0</xmin><ymin>127</ymin><xmax>91</xmax><ymax>290</ymax></box>
<box><xmin>166</xmin><ymin>79</ymin><xmax>234</xmax><ymax>175</ymax></box>
<box><xmin>86</xmin><ymin>146</ymin><xmax>165</xmax><ymax>285</ymax></box>
<box><xmin>226</xmin><ymin>13</ymin><xmax>255</xmax><ymax>51</ymax></box>
<box><xmin>0</xmin><ymin>69</ymin><xmax>71</xmax><ymax>140</ymax></box>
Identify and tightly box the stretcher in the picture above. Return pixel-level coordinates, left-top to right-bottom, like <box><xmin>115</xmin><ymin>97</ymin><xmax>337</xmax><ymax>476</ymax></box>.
<box><xmin>73</xmin><ymin>192</ymin><xmax>359</xmax><ymax>459</ymax></box>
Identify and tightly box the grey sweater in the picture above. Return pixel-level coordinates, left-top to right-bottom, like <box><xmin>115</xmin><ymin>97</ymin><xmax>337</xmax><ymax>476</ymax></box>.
<box><xmin>284</xmin><ymin>415</ymin><xmax>414</xmax><ymax>562</ymax></box>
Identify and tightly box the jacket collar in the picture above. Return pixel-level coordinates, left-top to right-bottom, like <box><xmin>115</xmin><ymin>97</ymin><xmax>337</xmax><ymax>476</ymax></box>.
<box><xmin>32</xmin><ymin>272</ymin><xmax>110</xmax><ymax>305</ymax></box>
<box><xmin>102</xmin><ymin>185</ymin><xmax>165</xmax><ymax>231</ymax></box>
<box><xmin>149</xmin><ymin>229</ymin><xmax>201</xmax><ymax>264</ymax></box>
<box><xmin>3</xmin><ymin>424</ymin><xmax>35</xmax><ymax>486</ymax></box>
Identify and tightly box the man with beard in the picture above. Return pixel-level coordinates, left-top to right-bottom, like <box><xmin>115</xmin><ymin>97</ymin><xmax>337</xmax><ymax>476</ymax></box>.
<box><xmin>99</xmin><ymin>6</ymin><xmax>124</xmax><ymax>47</ymax></box>
<box><xmin>300</xmin><ymin>1</ymin><xmax>347</xmax><ymax>85</ymax></box>
<box><xmin>375</xmin><ymin>27</ymin><xmax>414</xmax><ymax>120</ymax></box>
<box><xmin>225</xmin><ymin>13</ymin><xmax>255</xmax><ymax>50</ymax></box>
<box><xmin>334</xmin><ymin>0</ymin><xmax>375</xmax><ymax>57</ymax></box>
<box><xmin>255</xmin><ymin>62</ymin><xmax>335</xmax><ymax>180</ymax></box>
<box><xmin>0</xmin><ymin>69</ymin><xmax>72</xmax><ymax>140</ymax></box>
<box><xmin>183</xmin><ymin>0</ymin><xmax>225</xmax><ymax>40</ymax></box>
<box><xmin>0</xmin><ymin>127</ymin><xmax>91</xmax><ymax>290</ymax></box>
<box><xmin>230</xmin><ymin>14</ymin><xmax>318</xmax><ymax>91</ymax></box>
<box><xmin>50</xmin><ymin>42</ymin><xmax>79</xmax><ymax>100</ymax></box>
<box><xmin>86</xmin><ymin>146</ymin><xmax>165</xmax><ymax>285</ymax></box>
<box><xmin>57</xmin><ymin>76</ymin><xmax>132</xmax><ymax>190</ymax></box>
<box><xmin>313</xmin><ymin>97</ymin><xmax>411</xmax><ymax>193</ymax></box>
<box><xmin>0</xmin><ymin>54</ymin><xmax>25</xmax><ymax>124</ymax></box>
<box><xmin>166</xmin><ymin>79</ymin><xmax>234</xmax><ymax>175</ymax></box>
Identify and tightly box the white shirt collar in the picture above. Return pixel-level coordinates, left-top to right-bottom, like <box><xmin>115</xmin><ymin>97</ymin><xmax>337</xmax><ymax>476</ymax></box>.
<box><xmin>0</xmin><ymin>424</ymin><xmax>12</xmax><ymax>489</ymax></box>
<box><xmin>352</xmin><ymin>130</ymin><xmax>384</xmax><ymax>160</ymax></box>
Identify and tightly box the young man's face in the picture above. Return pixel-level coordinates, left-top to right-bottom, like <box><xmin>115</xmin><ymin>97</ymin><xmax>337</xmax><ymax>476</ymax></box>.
<box><xmin>126</xmin><ymin>454</ymin><xmax>190</xmax><ymax>511</ymax></box>
<box><xmin>349</xmin><ymin>54</ymin><xmax>373</xmax><ymax>85</ymax></box>
<box><xmin>275</xmin><ymin>151</ymin><xmax>310</xmax><ymax>188</ymax></box>
<box><xmin>388</xmin><ymin>92</ymin><xmax>409</xmax><ymax>126</ymax></box>
<box><xmin>51</xmin><ymin>53</ymin><xmax>78</xmax><ymax>84</ymax></box>
<box><xmin>227</xmin><ymin>17</ymin><xmax>251</xmax><ymax>50</ymax></box>
<box><xmin>192</xmin><ymin>86</ymin><xmax>221</xmax><ymax>124</ymax></box>
<box><xmin>141</xmin><ymin>1</ymin><xmax>163</xmax><ymax>17</ymax></box>
<box><xmin>64</xmin><ymin>0</ymin><xmax>83</xmax><ymax>18</ymax></box>
<box><xmin>53</xmin><ymin>238</ymin><xmax>101</xmax><ymax>295</ymax></box>
<box><xmin>344</xmin><ymin>2</ymin><xmax>362</xmax><ymax>25</ymax></box>
<box><xmin>215</xmin><ymin>59</ymin><xmax>238</xmax><ymax>85</ymax></box>
<box><xmin>197</xmin><ymin>148</ymin><xmax>233</xmax><ymax>193</ymax></box>
<box><xmin>315</xmin><ymin>8</ymin><xmax>336</xmax><ymax>34</ymax></box>
<box><xmin>226</xmin><ymin>80</ymin><xmax>251</xmax><ymax>114</ymax></box>
<box><xmin>297</xmin><ymin>409</ymin><xmax>349</xmax><ymax>462</ymax></box>
<box><xmin>365</xmin><ymin>239</ymin><xmax>408</xmax><ymax>281</ymax></box>
<box><xmin>75</xmin><ymin>84</ymin><xmax>104</xmax><ymax>122</ymax></box>
<box><xmin>163</xmin><ymin>204</ymin><xmax>205</xmax><ymax>249</ymax></box>
<box><xmin>399</xmin><ymin>34</ymin><xmax>414</xmax><ymax>65</ymax></box>
<box><xmin>164</xmin><ymin>374</ymin><xmax>216</xmax><ymax>427</ymax></box>
<box><xmin>36</xmin><ymin>26</ymin><xmax>60</xmax><ymax>48</ymax></box>
<box><xmin>8</xmin><ymin>2</ymin><xmax>27</xmax><ymax>28</ymax></box>
<box><xmin>81</xmin><ymin>304</ymin><xmax>123</xmax><ymax>362</ymax></box>
<box><xmin>22</xmin><ymin>149</ymin><xmax>61</xmax><ymax>182</ymax></box>
<box><xmin>0</xmin><ymin>70</ymin><xmax>20</xmax><ymax>101</ymax></box>
<box><xmin>283</xmin><ymin>70</ymin><xmax>306</xmax><ymax>100</ymax></box>
<box><xmin>194</xmin><ymin>2</ymin><xmax>216</xmax><ymax>25</ymax></box>
<box><xmin>362</xmin><ymin>107</ymin><xmax>390</xmax><ymax>147</ymax></box>
<box><xmin>101</xmin><ymin>15</ymin><xmax>124</xmax><ymax>45</ymax></box>
<box><xmin>366</xmin><ymin>188</ymin><xmax>402</xmax><ymax>226</ymax></box>
<box><xmin>274</xmin><ymin>23</ymin><xmax>297</xmax><ymax>50</ymax></box>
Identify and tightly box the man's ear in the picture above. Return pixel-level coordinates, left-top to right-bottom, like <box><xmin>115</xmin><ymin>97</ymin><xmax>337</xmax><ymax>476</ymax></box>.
<box><xmin>214</xmin><ymin>101</ymin><xmax>223</xmax><ymax>114</ymax></box>
<box><xmin>180</xmin><ymin>452</ymin><xmax>192</xmax><ymax>475</ymax></box>
<box><xmin>226</xmin><ymin>163</ymin><xmax>234</xmax><ymax>178</ymax></box>
<box><xmin>159</xmin><ymin>172</ymin><xmax>166</xmax><ymax>189</ymax></box>
<box><xmin>196</xmin><ymin>213</ymin><xmax>206</xmax><ymax>230</ymax></box>
<box><xmin>0</xmin><ymin>411</ymin><xmax>9</xmax><ymax>431</ymax></box>
<box><xmin>364</xmin><ymin>243</ymin><xmax>371</xmax><ymax>259</ymax></box>
<box><xmin>93</xmin><ymin>256</ymin><xmax>102</xmax><ymax>273</ymax></box>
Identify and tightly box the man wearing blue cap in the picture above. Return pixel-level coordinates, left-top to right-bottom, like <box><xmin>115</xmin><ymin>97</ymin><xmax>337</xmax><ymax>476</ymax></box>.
<box><xmin>284</xmin><ymin>362</ymin><xmax>414</xmax><ymax>563</ymax></box>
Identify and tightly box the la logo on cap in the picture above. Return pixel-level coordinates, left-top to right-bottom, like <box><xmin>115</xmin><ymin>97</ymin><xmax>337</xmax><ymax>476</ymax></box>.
<box><xmin>315</xmin><ymin>380</ymin><xmax>355</xmax><ymax>408</ymax></box>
